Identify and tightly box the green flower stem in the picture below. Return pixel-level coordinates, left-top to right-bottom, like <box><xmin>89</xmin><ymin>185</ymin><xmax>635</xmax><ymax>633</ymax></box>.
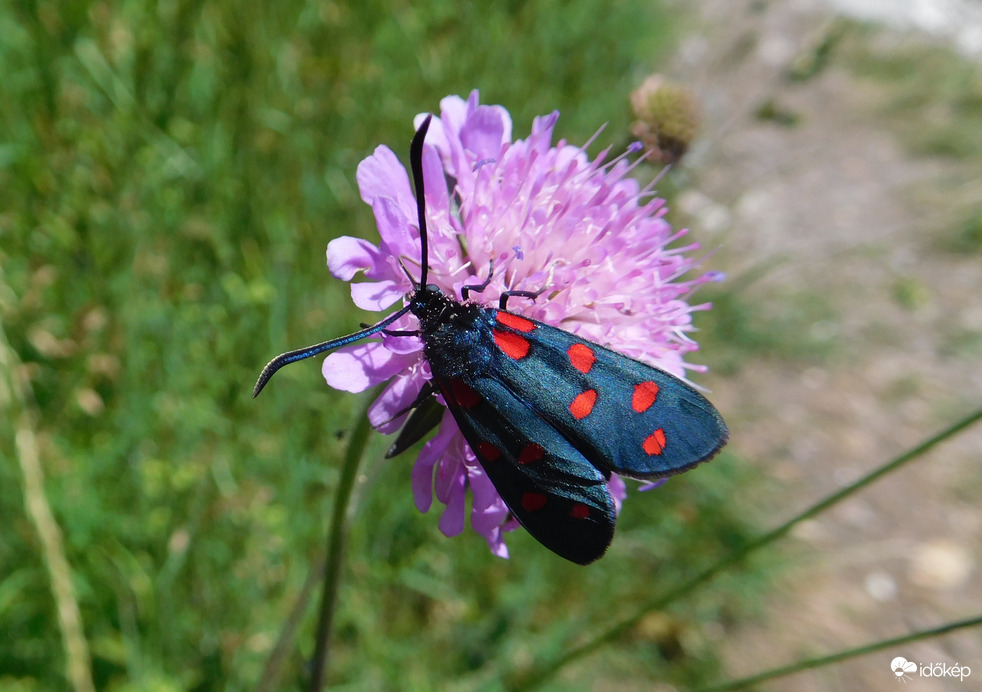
<box><xmin>256</xmin><ymin>546</ymin><xmax>326</xmax><ymax>692</ymax></box>
<box><xmin>509</xmin><ymin>407</ymin><xmax>982</xmax><ymax>691</ymax></box>
<box><xmin>695</xmin><ymin>613</ymin><xmax>982</xmax><ymax>691</ymax></box>
<box><xmin>308</xmin><ymin>398</ymin><xmax>375</xmax><ymax>691</ymax></box>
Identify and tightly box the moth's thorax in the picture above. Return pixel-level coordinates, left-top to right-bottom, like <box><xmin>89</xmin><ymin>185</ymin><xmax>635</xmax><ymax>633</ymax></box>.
<box><xmin>409</xmin><ymin>284</ymin><xmax>492</xmax><ymax>378</ymax></box>
<box><xmin>408</xmin><ymin>285</ymin><xmax>481</xmax><ymax>331</ymax></box>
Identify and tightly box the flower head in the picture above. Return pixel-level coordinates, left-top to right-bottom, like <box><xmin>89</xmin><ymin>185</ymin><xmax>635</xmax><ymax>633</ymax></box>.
<box><xmin>324</xmin><ymin>91</ymin><xmax>718</xmax><ymax>557</ymax></box>
<box><xmin>630</xmin><ymin>74</ymin><xmax>702</xmax><ymax>165</ymax></box>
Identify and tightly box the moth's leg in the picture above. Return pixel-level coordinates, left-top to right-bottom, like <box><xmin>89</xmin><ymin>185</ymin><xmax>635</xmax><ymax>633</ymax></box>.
<box><xmin>461</xmin><ymin>259</ymin><xmax>495</xmax><ymax>301</ymax></box>
<box><xmin>459</xmin><ymin>259</ymin><xmax>547</xmax><ymax>309</ymax></box>
<box><xmin>499</xmin><ymin>287</ymin><xmax>546</xmax><ymax>311</ymax></box>
<box><xmin>359</xmin><ymin>322</ymin><xmax>420</xmax><ymax>338</ymax></box>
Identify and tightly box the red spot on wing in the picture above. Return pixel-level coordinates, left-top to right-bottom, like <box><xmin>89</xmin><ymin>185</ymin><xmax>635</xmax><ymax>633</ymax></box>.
<box><xmin>643</xmin><ymin>428</ymin><xmax>667</xmax><ymax>455</ymax></box>
<box><xmin>496</xmin><ymin>311</ymin><xmax>536</xmax><ymax>333</ymax></box>
<box><xmin>518</xmin><ymin>443</ymin><xmax>545</xmax><ymax>465</ymax></box>
<box><xmin>632</xmin><ymin>381</ymin><xmax>660</xmax><ymax>413</ymax></box>
<box><xmin>476</xmin><ymin>442</ymin><xmax>502</xmax><ymax>462</ymax></box>
<box><xmin>567</xmin><ymin>343</ymin><xmax>596</xmax><ymax>373</ymax></box>
<box><xmin>449</xmin><ymin>378</ymin><xmax>481</xmax><ymax>409</ymax></box>
<box><xmin>569</xmin><ymin>503</ymin><xmax>591</xmax><ymax>519</ymax></box>
<box><xmin>493</xmin><ymin>329</ymin><xmax>531</xmax><ymax>359</ymax></box>
<box><xmin>521</xmin><ymin>492</ymin><xmax>548</xmax><ymax>512</ymax></box>
<box><xmin>569</xmin><ymin>389</ymin><xmax>597</xmax><ymax>420</ymax></box>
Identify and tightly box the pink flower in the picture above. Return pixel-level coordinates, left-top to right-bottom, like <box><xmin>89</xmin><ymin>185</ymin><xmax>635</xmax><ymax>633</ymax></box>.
<box><xmin>324</xmin><ymin>91</ymin><xmax>718</xmax><ymax>557</ymax></box>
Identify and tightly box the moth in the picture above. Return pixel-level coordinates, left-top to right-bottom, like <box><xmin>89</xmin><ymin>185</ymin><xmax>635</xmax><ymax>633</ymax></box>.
<box><xmin>254</xmin><ymin>115</ymin><xmax>727</xmax><ymax>564</ymax></box>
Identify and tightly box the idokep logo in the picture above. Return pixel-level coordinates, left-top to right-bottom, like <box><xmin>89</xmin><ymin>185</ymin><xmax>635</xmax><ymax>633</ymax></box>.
<box><xmin>891</xmin><ymin>656</ymin><xmax>972</xmax><ymax>683</ymax></box>
<box><xmin>891</xmin><ymin>657</ymin><xmax>916</xmax><ymax>683</ymax></box>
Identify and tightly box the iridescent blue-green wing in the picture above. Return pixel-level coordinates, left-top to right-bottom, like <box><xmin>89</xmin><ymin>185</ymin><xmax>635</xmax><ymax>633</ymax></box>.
<box><xmin>433</xmin><ymin>373</ymin><xmax>616</xmax><ymax>565</ymax></box>
<box><xmin>484</xmin><ymin>309</ymin><xmax>728</xmax><ymax>480</ymax></box>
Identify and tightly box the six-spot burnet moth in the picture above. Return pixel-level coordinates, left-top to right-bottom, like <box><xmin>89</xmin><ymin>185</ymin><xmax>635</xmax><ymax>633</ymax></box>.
<box><xmin>254</xmin><ymin>114</ymin><xmax>728</xmax><ymax>564</ymax></box>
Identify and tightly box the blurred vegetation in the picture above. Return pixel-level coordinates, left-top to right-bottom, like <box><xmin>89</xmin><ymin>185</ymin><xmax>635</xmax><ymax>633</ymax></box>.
<box><xmin>836</xmin><ymin>21</ymin><xmax>982</xmax><ymax>255</ymax></box>
<box><xmin>0</xmin><ymin>1</ymin><xmax>768</xmax><ymax>690</ymax></box>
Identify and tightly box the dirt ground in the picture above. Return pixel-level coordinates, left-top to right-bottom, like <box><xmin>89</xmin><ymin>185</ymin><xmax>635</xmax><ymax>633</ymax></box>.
<box><xmin>668</xmin><ymin>1</ymin><xmax>982</xmax><ymax>689</ymax></box>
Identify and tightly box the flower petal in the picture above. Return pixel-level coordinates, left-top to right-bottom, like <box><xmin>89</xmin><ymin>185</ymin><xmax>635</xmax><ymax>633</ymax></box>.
<box><xmin>381</xmin><ymin>320</ymin><xmax>424</xmax><ymax>355</ymax></box>
<box><xmin>483</xmin><ymin>525</ymin><xmax>510</xmax><ymax>559</ymax></box>
<box><xmin>411</xmin><ymin>455</ymin><xmax>437</xmax><ymax>514</ymax></box>
<box><xmin>327</xmin><ymin>236</ymin><xmax>388</xmax><ymax>281</ymax></box>
<box><xmin>372</xmin><ymin>196</ymin><xmax>419</xmax><ymax>262</ymax></box>
<box><xmin>434</xmin><ymin>453</ymin><xmax>460</xmax><ymax>505</ymax></box>
<box><xmin>368</xmin><ymin>371</ymin><xmax>426</xmax><ymax>434</ymax></box>
<box><xmin>420</xmin><ymin>145</ymin><xmax>452</xmax><ymax>231</ymax></box>
<box><xmin>460</xmin><ymin>106</ymin><xmax>510</xmax><ymax>160</ymax></box>
<box><xmin>609</xmin><ymin>474</ymin><xmax>627</xmax><ymax>516</ymax></box>
<box><xmin>438</xmin><ymin>469</ymin><xmax>467</xmax><ymax>537</ymax></box>
<box><xmin>357</xmin><ymin>145</ymin><xmax>416</xmax><ymax>222</ymax></box>
<box><xmin>322</xmin><ymin>342</ymin><xmax>414</xmax><ymax>393</ymax></box>
<box><xmin>412</xmin><ymin>411</ymin><xmax>458</xmax><ymax>513</ymax></box>
<box><xmin>350</xmin><ymin>279</ymin><xmax>405</xmax><ymax>311</ymax></box>
<box><xmin>469</xmin><ymin>465</ymin><xmax>509</xmax><ymax>535</ymax></box>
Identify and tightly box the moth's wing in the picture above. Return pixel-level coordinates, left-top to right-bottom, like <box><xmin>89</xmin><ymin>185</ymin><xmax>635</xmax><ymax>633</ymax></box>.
<box><xmin>487</xmin><ymin>310</ymin><xmax>728</xmax><ymax>480</ymax></box>
<box><xmin>434</xmin><ymin>374</ymin><xmax>616</xmax><ymax>565</ymax></box>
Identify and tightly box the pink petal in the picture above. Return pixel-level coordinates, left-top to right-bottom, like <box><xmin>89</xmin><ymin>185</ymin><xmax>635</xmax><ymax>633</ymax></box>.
<box><xmin>322</xmin><ymin>342</ymin><xmax>414</xmax><ymax>393</ymax></box>
<box><xmin>372</xmin><ymin>196</ymin><xmax>419</xmax><ymax>261</ymax></box>
<box><xmin>412</xmin><ymin>411</ymin><xmax>457</xmax><ymax>512</ymax></box>
<box><xmin>609</xmin><ymin>474</ymin><xmax>627</xmax><ymax>516</ymax></box>
<box><xmin>528</xmin><ymin>112</ymin><xmax>559</xmax><ymax>154</ymax></box>
<box><xmin>368</xmin><ymin>371</ymin><xmax>425</xmax><ymax>434</ymax></box>
<box><xmin>411</xmin><ymin>455</ymin><xmax>437</xmax><ymax>514</ymax></box>
<box><xmin>436</xmin><ymin>94</ymin><xmax>470</xmax><ymax>143</ymax></box>
<box><xmin>350</xmin><ymin>279</ymin><xmax>405</xmax><ymax>311</ymax></box>
<box><xmin>381</xmin><ymin>322</ymin><xmax>424</xmax><ymax>355</ymax></box>
<box><xmin>484</xmin><ymin>528</ymin><xmax>510</xmax><ymax>559</ymax></box>
<box><xmin>420</xmin><ymin>145</ymin><xmax>451</xmax><ymax>225</ymax></box>
<box><xmin>327</xmin><ymin>236</ymin><xmax>389</xmax><ymax>282</ymax></box>
<box><xmin>432</xmin><ymin>432</ymin><xmax>471</xmax><ymax>506</ymax></box>
<box><xmin>356</xmin><ymin>146</ymin><xmax>416</xmax><ymax>221</ymax></box>
<box><xmin>438</xmin><ymin>469</ymin><xmax>467</xmax><ymax>537</ymax></box>
<box><xmin>469</xmin><ymin>466</ymin><xmax>509</xmax><ymax>534</ymax></box>
<box><xmin>460</xmin><ymin>106</ymin><xmax>510</xmax><ymax>160</ymax></box>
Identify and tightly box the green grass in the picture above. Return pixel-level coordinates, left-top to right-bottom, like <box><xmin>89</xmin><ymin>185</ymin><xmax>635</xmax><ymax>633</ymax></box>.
<box><xmin>0</xmin><ymin>1</ymin><xmax>776</xmax><ymax>690</ymax></box>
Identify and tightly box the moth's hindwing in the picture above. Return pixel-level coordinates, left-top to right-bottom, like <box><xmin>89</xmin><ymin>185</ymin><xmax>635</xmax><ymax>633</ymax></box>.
<box><xmin>433</xmin><ymin>374</ymin><xmax>616</xmax><ymax>565</ymax></box>
<box><xmin>484</xmin><ymin>308</ymin><xmax>729</xmax><ymax>479</ymax></box>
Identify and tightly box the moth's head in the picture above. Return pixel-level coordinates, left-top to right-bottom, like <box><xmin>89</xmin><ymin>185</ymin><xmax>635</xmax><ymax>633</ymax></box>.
<box><xmin>409</xmin><ymin>282</ymin><xmax>444</xmax><ymax>309</ymax></box>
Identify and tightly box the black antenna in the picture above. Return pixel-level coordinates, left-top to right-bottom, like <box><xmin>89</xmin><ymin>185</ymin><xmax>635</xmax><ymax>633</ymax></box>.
<box><xmin>410</xmin><ymin>114</ymin><xmax>432</xmax><ymax>288</ymax></box>
<box><xmin>252</xmin><ymin>115</ymin><xmax>437</xmax><ymax>398</ymax></box>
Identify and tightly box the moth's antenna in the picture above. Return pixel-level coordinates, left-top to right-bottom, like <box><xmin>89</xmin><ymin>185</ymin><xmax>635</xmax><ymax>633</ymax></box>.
<box><xmin>410</xmin><ymin>114</ymin><xmax>432</xmax><ymax>288</ymax></box>
<box><xmin>252</xmin><ymin>305</ymin><xmax>411</xmax><ymax>398</ymax></box>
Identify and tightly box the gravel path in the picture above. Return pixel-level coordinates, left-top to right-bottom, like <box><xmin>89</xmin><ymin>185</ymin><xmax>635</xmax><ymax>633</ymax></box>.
<box><xmin>672</xmin><ymin>1</ymin><xmax>982</xmax><ymax>688</ymax></box>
